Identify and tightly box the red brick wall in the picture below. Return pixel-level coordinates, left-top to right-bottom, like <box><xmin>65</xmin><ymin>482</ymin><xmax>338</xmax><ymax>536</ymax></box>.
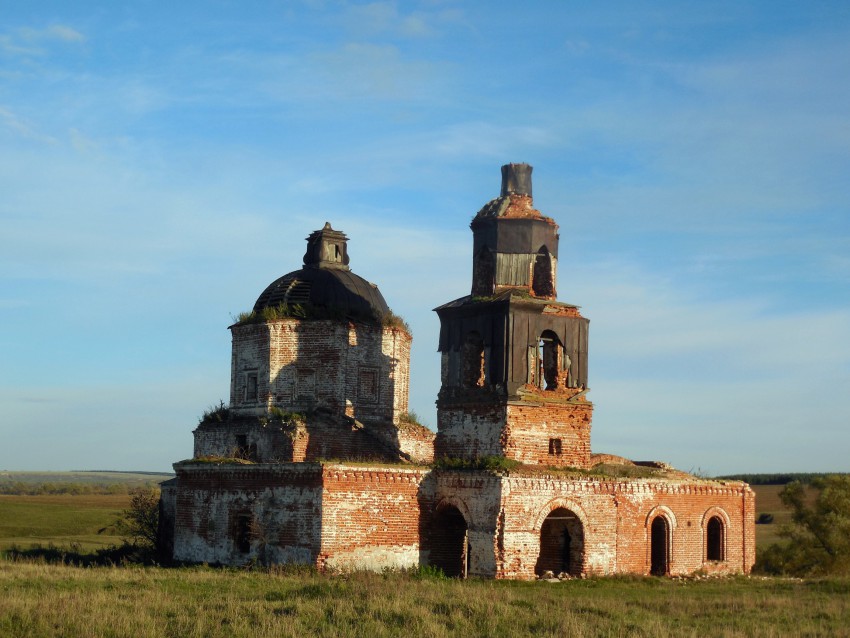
<box><xmin>503</xmin><ymin>402</ymin><xmax>592</xmax><ymax>468</ymax></box>
<box><xmin>319</xmin><ymin>465</ymin><xmax>431</xmax><ymax>571</ymax></box>
<box><xmin>435</xmin><ymin>400</ymin><xmax>592</xmax><ymax>468</ymax></box>
<box><xmin>461</xmin><ymin>474</ymin><xmax>757</xmax><ymax>579</ymax></box>
<box><xmin>169</xmin><ymin>463</ymin><xmax>754</xmax><ymax>578</ymax></box>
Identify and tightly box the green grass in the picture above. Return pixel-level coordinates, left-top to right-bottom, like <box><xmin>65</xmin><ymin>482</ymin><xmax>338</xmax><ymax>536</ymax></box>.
<box><xmin>0</xmin><ymin>494</ymin><xmax>129</xmax><ymax>552</ymax></box>
<box><xmin>0</xmin><ymin>562</ymin><xmax>848</xmax><ymax>637</ymax></box>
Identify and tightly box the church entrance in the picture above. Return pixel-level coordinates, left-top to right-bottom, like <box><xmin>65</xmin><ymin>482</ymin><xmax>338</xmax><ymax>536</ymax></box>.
<box><xmin>650</xmin><ymin>516</ymin><xmax>670</xmax><ymax>575</ymax></box>
<box><xmin>430</xmin><ymin>505</ymin><xmax>469</xmax><ymax>578</ymax></box>
<box><xmin>536</xmin><ymin>507</ymin><xmax>584</xmax><ymax>577</ymax></box>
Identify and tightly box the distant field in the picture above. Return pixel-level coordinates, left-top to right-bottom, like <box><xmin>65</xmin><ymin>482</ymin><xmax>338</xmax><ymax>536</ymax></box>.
<box><xmin>751</xmin><ymin>483</ymin><xmax>819</xmax><ymax>547</ymax></box>
<box><xmin>0</xmin><ymin>493</ymin><xmax>131</xmax><ymax>552</ymax></box>
<box><xmin>0</xmin><ymin>473</ymin><xmax>174</xmax><ymax>552</ymax></box>
<box><xmin>0</xmin><ymin>471</ymin><xmax>173</xmax><ymax>494</ymax></box>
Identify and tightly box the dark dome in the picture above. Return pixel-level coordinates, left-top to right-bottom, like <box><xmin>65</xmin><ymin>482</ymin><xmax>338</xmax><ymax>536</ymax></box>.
<box><xmin>253</xmin><ymin>266</ymin><xmax>389</xmax><ymax>319</ymax></box>
<box><xmin>252</xmin><ymin>223</ymin><xmax>389</xmax><ymax>321</ymax></box>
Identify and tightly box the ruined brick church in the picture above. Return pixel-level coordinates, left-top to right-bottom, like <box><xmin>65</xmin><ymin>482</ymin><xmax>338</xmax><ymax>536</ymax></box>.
<box><xmin>159</xmin><ymin>164</ymin><xmax>755</xmax><ymax>578</ymax></box>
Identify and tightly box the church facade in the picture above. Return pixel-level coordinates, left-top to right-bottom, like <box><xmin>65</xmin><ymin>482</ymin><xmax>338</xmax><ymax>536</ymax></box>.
<box><xmin>159</xmin><ymin>164</ymin><xmax>755</xmax><ymax>578</ymax></box>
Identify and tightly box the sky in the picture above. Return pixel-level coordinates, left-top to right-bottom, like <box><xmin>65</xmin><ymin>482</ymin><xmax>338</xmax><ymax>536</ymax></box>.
<box><xmin>1</xmin><ymin>1</ymin><xmax>848</xmax><ymax>475</ymax></box>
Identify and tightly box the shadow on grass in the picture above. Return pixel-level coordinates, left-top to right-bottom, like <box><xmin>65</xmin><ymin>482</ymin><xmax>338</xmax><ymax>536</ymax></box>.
<box><xmin>3</xmin><ymin>542</ymin><xmax>161</xmax><ymax>567</ymax></box>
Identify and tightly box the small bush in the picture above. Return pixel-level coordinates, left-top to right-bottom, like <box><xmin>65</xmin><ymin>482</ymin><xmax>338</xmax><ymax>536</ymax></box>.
<box><xmin>379</xmin><ymin>309</ymin><xmax>411</xmax><ymax>333</ymax></box>
<box><xmin>267</xmin><ymin>407</ymin><xmax>305</xmax><ymax>424</ymax></box>
<box><xmin>119</xmin><ymin>488</ymin><xmax>160</xmax><ymax>551</ymax></box>
<box><xmin>199</xmin><ymin>400</ymin><xmax>230</xmax><ymax>425</ymax></box>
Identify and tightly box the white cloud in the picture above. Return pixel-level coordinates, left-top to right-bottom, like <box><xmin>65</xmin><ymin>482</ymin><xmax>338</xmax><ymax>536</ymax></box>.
<box><xmin>0</xmin><ymin>24</ymin><xmax>86</xmax><ymax>58</ymax></box>
<box><xmin>576</xmin><ymin>259</ymin><xmax>850</xmax><ymax>374</ymax></box>
<box><xmin>0</xmin><ymin>106</ymin><xmax>57</xmax><ymax>144</ymax></box>
<box><xmin>337</xmin><ymin>1</ymin><xmax>462</xmax><ymax>39</ymax></box>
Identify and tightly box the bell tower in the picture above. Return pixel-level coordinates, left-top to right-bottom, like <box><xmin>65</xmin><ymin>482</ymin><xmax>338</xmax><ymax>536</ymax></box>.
<box><xmin>434</xmin><ymin>164</ymin><xmax>592</xmax><ymax>467</ymax></box>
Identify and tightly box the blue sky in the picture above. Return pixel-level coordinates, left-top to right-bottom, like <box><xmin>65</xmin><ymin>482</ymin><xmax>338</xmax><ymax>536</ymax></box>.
<box><xmin>1</xmin><ymin>1</ymin><xmax>848</xmax><ymax>475</ymax></box>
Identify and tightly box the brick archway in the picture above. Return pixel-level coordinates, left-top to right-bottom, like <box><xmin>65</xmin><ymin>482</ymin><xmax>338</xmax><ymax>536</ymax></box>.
<box><xmin>430</xmin><ymin>497</ymin><xmax>472</xmax><ymax>578</ymax></box>
<box><xmin>535</xmin><ymin>507</ymin><xmax>584</xmax><ymax>577</ymax></box>
<box><xmin>532</xmin><ymin>497</ymin><xmax>590</xmax><ymax>533</ymax></box>
<box><xmin>702</xmin><ymin>507</ymin><xmax>730</xmax><ymax>562</ymax></box>
<box><xmin>645</xmin><ymin>506</ymin><xmax>677</xmax><ymax>576</ymax></box>
<box><xmin>532</xmin><ymin>498</ymin><xmax>590</xmax><ymax>577</ymax></box>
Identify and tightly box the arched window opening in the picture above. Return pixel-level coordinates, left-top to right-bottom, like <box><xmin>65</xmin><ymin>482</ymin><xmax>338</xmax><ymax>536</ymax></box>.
<box><xmin>706</xmin><ymin>516</ymin><xmax>725</xmax><ymax>561</ymax></box>
<box><xmin>650</xmin><ymin>516</ymin><xmax>670</xmax><ymax>576</ymax></box>
<box><xmin>430</xmin><ymin>505</ymin><xmax>469</xmax><ymax>578</ymax></box>
<box><xmin>472</xmin><ymin>247</ymin><xmax>495</xmax><ymax>297</ymax></box>
<box><xmin>461</xmin><ymin>332</ymin><xmax>486</xmax><ymax>388</ymax></box>
<box><xmin>532</xmin><ymin>246</ymin><xmax>555</xmax><ymax>298</ymax></box>
<box><xmin>535</xmin><ymin>507</ymin><xmax>584</xmax><ymax>577</ymax></box>
<box><xmin>537</xmin><ymin>330</ymin><xmax>563</xmax><ymax>390</ymax></box>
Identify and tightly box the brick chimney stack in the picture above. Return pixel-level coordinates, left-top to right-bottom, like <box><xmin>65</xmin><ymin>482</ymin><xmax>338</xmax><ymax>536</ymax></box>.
<box><xmin>500</xmin><ymin>163</ymin><xmax>533</xmax><ymax>197</ymax></box>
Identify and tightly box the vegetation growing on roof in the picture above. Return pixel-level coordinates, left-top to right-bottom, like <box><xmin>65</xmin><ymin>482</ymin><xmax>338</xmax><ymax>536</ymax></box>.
<box><xmin>183</xmin><ymin>456</ymin><xmax>255</xmax><ymax>465</ymax></box>
<box><xmin>432</xmin><ymin>456</ymin><xmax>523</xmax><ymax>473</ymax></box>
<box><xmin>266</xmin><ymin>407</ymin><xmax>305</xmax><ymax>423</ymax></box>
<box><xmin>232</xmin><ymin>303</ymin><xmax>410</xmax><ymax>332</ymax></box>
<box><xmin>198</xmin><ymin>401</ymin><xmax>230</xmax><ymax>426</ymax></box>
<box><xmin>397</xmin><ymin>411</ymin><xmax>430</xmax><ymax>433</ymax></box>
<box><xmin>379</xmin><ymin>309</ymin><xmax>411</xmax><ymax>333</ymax></box>
<box><xmin>587</xmin><ymin>463</ymin><xmax>666</xmax><ymax>479</ymax></box>
<box><xmin>233</xmin><ymin>303</ymin><xmax>344</xmax><ymax>325</ymax></box>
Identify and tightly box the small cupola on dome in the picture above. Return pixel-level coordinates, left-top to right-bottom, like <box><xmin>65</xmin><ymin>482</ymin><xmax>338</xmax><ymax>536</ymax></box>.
<box><xmin>252</xmin><ymin>223</ymin><xmax>390</xmax><ymax>321</ymax></box>
<box><xmin>303</xmin><ymin>222</ymin><xmax>351</xmax><ymax>270</ymax></box>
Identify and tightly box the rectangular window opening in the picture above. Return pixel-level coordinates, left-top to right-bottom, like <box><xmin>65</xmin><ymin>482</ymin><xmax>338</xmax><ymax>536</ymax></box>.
<box><xmin>245</xmin><ymin>373</ymin><xmax>258</xmax><ymax>402</ymax></box>
<box><xmin>235</xmin><ymin>514</ymin><xmax>252</xmax><ymax>554</ymax></box>
<box><xmin>549</xmin><ymin>438</ymin><xmax>563</xmax><ymax>456</ymax></box>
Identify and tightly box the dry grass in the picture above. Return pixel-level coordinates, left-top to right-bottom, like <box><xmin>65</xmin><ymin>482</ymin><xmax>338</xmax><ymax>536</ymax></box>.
<box><xmin>1</xmin><ymin>560</ymin><xmax>849</xmax><ymax>637</ymax></box>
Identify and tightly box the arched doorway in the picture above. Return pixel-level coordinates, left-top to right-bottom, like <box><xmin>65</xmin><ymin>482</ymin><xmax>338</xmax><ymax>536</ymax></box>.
<box><xmin>430</xmin><ymin>504</ymin><xmax>469</xmax><ymax>578</ymax></box>
<box><xmin>532</xmin><ymin>246</ymin><xmax>555</xmax><ymax>298</ymax></box>
<box><xmin>536</xmin><ymin>330</ymin><xmax>564</xmax><ymax>391</ymax></box>
<box><xmin>535</xmin><ymin>507</ymin><xmax>584</xmax><ymax>576</ymax></box>
<box><xmin>706</xmin><ymin>516</ymin><xmax>724</xmax><ymax>561</ymax></box>
<box><xmin>650</xmin><ymin>516</ymin><xmax>670</xmax><ymax>575</ymax></box>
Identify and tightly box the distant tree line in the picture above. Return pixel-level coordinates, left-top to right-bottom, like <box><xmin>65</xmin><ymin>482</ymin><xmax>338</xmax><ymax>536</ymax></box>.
<box><xmin>0</xmin><ymin>481</ymin><xmax>162</xmax><ymax>496</ymax></box>
<box><xmin>716</xmin><ymin>473</ymin><xmax>848</xmax><ymax>485</ymax></box>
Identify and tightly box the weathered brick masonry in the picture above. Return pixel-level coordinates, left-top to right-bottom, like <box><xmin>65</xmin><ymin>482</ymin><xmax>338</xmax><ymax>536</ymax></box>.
<box><xmin>160</xmin><ymin>164</ymin><xmax>755</xmax><ymax>578</ymax></box>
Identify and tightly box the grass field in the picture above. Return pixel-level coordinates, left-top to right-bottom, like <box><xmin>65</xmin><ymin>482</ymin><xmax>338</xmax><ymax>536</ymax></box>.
<box><xmin>0</xmin><ymin>479</ymin><xmax>846</xmax><ymax>636</ymax></box>
<box><xmin>754</xmin><ymin>484</ymin><xmax>789</xmax><ymax>546</ymax></box>
<box><xmin>0</xmin><ymin>494</ymin><xmax>130</xmax><ymax>552</ymax></box>
<box><xmin>1</xmin><ymin>561</ymin><xmax>848</xmax><ymax>637</ymax></box>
